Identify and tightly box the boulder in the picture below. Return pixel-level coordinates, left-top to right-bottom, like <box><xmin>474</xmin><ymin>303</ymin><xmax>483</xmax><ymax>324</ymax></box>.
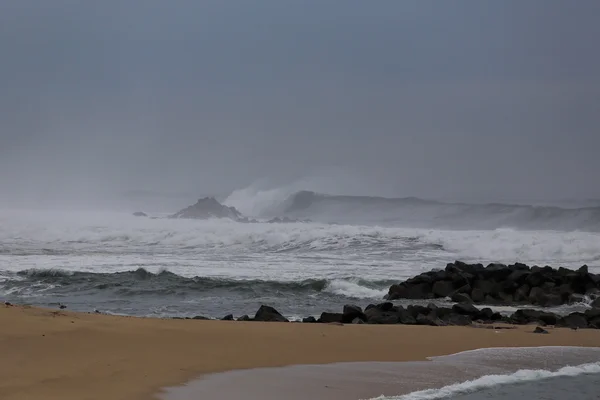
<box><xmin>342</xmin><ymin>304</ymin><xmax>366</xmax><ymax>323</ymax></box>
<box><xmin>132</xmin><ymin>211</ymin><xmax>147</xmax><ymax>217</ymax></box>
<box><xmin>445</xmin><ymin>313</ymin><xmax>472</xmax><ymax>326</ymax></box>
<box><xmin>302</xmin><ymin>316</ymin><xmax>317</xmax><ymax>323</ymax></box>
<box><xmin>192</xmin><ymin>315</ymin><xmax>210</xmax><ymax>320</ymax></box>
<box><xmin>416</xmin><ymin>314</ymin><xmax>441</xmax><ymax>326</ymax></box>
<box><xmin>568</xmin><ymin>293</ymin><xmax>587</xmax><ymax>304</ymax></box>
<box><xmin>237</xmin><ymin>315</ymin><xmax>251</xmax><ymax>321</ymax></box>
<box><xmin>365</xmin><ymin>310</ymin><xmax>399</xmax><ymax>324</ymax></box>
<box><xmin>470</xmin><ymin>288</ymin><xmax>485</xmax><ymax>303</ymax></box>
<box><xmin>451</xmin><ymin>292</ymin><xmax>473</xmax><ymax>304</ymax></box>
<box><xmin>318</xmin><ymin>312</ymin><xmax>344</xmax><ymax>324</ymax></box>
<box><xmin>592</xmin><ymin>298</ymin><xmax>600</xmax><ymax>309</ymax></box>
<box><xmin>388</xmin><ymin>282</ymin><xmax>432</xmax><ymax>300</ymax></box>
<box><xmin>452</xmin><ymin>303</ymin><xmax>480</xmax><ymax>317</ymax></box>
<box><xmin>254</xmin><ymin>305</ymin><xmax>288</xmax><ymax>322</ymax></box>
<box><xmin>432</xmin><ymin>280</ymin><xmax>455</xmax><ymax>298</ymax></box>
<box><xmin>475</xmin><ymin>307</ymin><xmax>494</xmax><ymax>321</ymax></box>
<box><xmin>407</xmin><ymin>305</ymin><xmax>431</xmax><ymax>318</ymax></box>
<box><xmin>557</xmin><ymin>313</ymin><xmax>588</xmax><ymax>329</ymax></box>
<box><xmin>221</xmin><ymin>314</ymin><xmax>234</xmax><ymax>321</ymax></box>
<box><xmin>514</xmin><ymin>284</ymin><xmax>531</xmax><ymax>302</ymax></box>
<box><xmin>352</xmin><ymin>317</ymin><xmax>366</xmax><ymax>324</ymax></box>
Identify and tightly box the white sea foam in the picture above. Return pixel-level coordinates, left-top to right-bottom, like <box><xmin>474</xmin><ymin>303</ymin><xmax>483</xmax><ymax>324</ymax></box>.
<box><xmin>367</xmin><ymin>362</ymin><xmax>600</xmax><ymax>400</ymax></box>
<box><xmin>323</xmin><ymin>279</ymin><xmax>388</xmax><ymax>299</ymax></box>
<box><xmin>1</xmin><ymin>209</ymin><xmax>599</xmax><ymax>284</ymax></box>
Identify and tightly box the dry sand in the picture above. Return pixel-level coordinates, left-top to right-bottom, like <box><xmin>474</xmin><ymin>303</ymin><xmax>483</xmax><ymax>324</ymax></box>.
<box><xmin>1</xmin><ymin>305</ymin><xmax>599</xmax><ymax>400</ymax></box>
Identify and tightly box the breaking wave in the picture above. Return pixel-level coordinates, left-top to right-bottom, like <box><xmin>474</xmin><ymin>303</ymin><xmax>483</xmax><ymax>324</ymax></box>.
<box><xmin>0</xmin><ymin>268</ymin><xmax>392</xmax><ymax>299</ymax></box>
<box><xmin>370</xmin><ymin>362</ymin><xmax>600</xmax><ymax>400</ymax></box>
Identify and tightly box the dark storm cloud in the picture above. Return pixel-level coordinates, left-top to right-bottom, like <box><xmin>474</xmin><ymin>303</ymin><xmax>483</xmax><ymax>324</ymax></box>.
<box><xmin>1</xmin><ymin>0</ymin><xmax>599</xmax><ymax>207</ymax></box>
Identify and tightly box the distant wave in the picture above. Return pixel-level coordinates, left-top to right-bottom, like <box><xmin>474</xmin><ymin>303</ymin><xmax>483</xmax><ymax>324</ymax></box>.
<box><xmin>1</xmin><ymin>268</ymin><xmax>392</xmax><ymax>299</ymax></box>
<box><xmin>271</xmin><ymin>190</ymin><xmax>600</xmax><ymax>231</ymax></box>
<box><xmin>370</xmin><ymin>362</ymin><xmax>600</xmax><ymax>400</ymax></box>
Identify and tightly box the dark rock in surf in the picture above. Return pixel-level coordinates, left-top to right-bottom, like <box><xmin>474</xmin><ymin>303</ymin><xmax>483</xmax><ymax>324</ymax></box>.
<box><xmin>132</xmin><ymin>211</ymin><xmax>148</xmax><ymax>217</ymax></box>
<box><xmin>221</xmin><ymin>314</ymin><xmax>234</xmax><ymax>321</ymax></box>
<box><xmin>432</xmin><ymin>280</ymin><xmax>455</xmax><ymax>298</ymax></box>
<box><xmin>192</xmin><ymin>315</ymin><xmax>210</xmax><ymax>320</ymax></box>
<box><xmin>451</xmin><ymin>292</ymin><xmax>473</xmax><ymax>304</ymax></box>
<box><xmin>237</xmin><ymin>315</ymin><xmax>251</xmax><ymax>321</ymax></box>
<box><xmin>452</xmin><ymin>303</ymin><xmax>480</xmax><ymax>317</ymax></box>
<box><xmin>254</xmin><ymin>305</ymin><xmax>288</xmax><ymax>322</ymax></box>
<box><xmin>342</xmin><ymin>305</ymin><xmax>366</xmax><ymax>323</ymax></box>
<box><xmin>302</xmin><ymin>316</ymin><xmax>317</xmax><ymax>323</ymax></box>
<box><xmin>386</xmin><ymin>261</ymin><xmax>600</xmax><ymax>308</ymax></box>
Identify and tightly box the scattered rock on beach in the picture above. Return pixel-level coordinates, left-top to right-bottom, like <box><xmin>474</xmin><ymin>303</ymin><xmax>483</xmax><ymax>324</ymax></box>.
<box><xmin>533</xmin><ymin>326</ymin><xmax>549</xmax><ymax>334</ymax></box>
<box><xmin>254</xmin><ymin>305</ymin><xmax>288</xmax><ymax>322</ymax></box>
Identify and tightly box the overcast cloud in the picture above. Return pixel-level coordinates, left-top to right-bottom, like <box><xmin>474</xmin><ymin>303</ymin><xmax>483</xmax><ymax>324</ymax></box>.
<box><xmin>1</xmin><ymin>1</ymin><xmax>599</xmax><ymax>208</ymax></box>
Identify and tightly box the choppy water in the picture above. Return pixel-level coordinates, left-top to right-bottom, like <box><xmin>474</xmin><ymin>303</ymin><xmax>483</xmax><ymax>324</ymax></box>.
<box><xmin>1</xmin><ymin>208</ymin><xmax>600</xmax><ymax>318</ymax></box>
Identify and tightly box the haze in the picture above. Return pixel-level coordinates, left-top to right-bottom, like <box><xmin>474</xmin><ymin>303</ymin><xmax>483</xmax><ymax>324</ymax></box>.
<box><xmin>1</xmin><ymin>1</ymin><xmax>599</xmax><ymax>210</ymax></box>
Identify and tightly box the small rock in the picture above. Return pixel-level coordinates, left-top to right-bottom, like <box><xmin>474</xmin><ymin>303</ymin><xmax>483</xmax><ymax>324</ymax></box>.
<box><xmin>221</xmin><ymin>314</ymin><xmax>234</xmax><ymax>321</ymax></box>
<box><xmin>192</xmin><ymin>315</ymin><xmax>210</xmax><ymax>320</ymax></box>
<box><xmin>533</xmin><ymin>326</ymin><xmax>549</xmax><ymax>334</ymax></box>
<box><xmin>132</xmin><ymin>211</ymin><xmax>148</xmax><ymax>217</ymax></box>
<box><xmin>237</xmin><ymin>315</ymin><xmax>251</xmax><ymax>321</ymax></box>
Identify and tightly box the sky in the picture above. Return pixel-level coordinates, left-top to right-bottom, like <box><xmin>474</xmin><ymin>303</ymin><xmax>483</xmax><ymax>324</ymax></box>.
<box><xmin>1</xmin><ymin>1</ymin><xmax>599</xmax><ymax>208</ymax></box>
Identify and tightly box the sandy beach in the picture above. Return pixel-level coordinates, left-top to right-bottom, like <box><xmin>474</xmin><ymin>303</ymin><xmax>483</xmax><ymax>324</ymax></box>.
<box><xmin>1</xmin><ymin>305</ymin><xmax>599</xmax><ymax>400</ymax></box>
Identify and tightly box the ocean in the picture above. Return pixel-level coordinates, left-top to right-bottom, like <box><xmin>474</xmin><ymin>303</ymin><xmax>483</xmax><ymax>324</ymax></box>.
<box><xmin>160</xmin><ymin>347</ymin><xmax>600</xmax><ymax>400</ymax></box>
<box><xmin>2</xmin><ymin>191</ymin><xmax>600</xmax><ymax>319</ymax></box>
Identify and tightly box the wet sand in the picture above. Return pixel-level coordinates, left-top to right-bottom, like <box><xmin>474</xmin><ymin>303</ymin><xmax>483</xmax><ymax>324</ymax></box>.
<box><xmin>1</xmin><ymin>305</ymin><xmax>599</xmax><ymax>400</ymax></box>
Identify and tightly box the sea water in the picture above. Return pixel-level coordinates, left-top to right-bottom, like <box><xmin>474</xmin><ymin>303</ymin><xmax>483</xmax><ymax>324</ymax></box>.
<box><xmin>1</xmin><ymin>208</ymin><xmax>600</xmax><ymax>318</ymax></box>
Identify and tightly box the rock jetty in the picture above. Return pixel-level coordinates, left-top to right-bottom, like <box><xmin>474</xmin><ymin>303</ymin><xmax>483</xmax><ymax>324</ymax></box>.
<box><xmin>386</xmin><ymin>261</ymin><xmax>600</xmax><ymax>307</ymax></box>
<box><xmin>176</xmin><ymin>262</ymin><xmax>600</xmax><ymax>330</ymax></box>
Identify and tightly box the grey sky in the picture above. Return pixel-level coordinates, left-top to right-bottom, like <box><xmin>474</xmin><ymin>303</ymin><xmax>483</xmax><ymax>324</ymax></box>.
<box><xmin>1</xmin><ymin>1</ymin><xmax>599</xmax><ymax>207</ymax></box>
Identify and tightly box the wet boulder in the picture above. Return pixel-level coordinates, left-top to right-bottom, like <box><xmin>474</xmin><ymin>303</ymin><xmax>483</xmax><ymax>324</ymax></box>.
<box><xmin>342</xmin><ymin>304</ymin><xmax>366</xmax><ymax>323</ymax></box>
<box><xmin>254</xmin><ymin>305</ymin><xmax>288</xmax><ymax>322</ymax></box>
<box><xmin>318</xmin><ymin>312</ymin><xmax>344</xmax><ymax>324</ymax></box>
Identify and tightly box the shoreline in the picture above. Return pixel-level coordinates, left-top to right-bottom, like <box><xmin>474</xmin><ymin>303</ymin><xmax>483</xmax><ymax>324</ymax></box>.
<box><xmin>2</xmin><ymin>305</ymin><xmax>600</xmax><ymax>400</ymax></box>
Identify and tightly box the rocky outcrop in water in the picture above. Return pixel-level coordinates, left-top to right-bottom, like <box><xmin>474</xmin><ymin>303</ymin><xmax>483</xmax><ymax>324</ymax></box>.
<box><xmin>170</xmin><ymin>197</ymin><xmax>249</xmax><ymax>221</ymax></box>
<box><xmin>132</xmin><ymin>211</ymin><xmax>148</xmax><ymax>217</ymax></box>
<box><xmin>386</xmin><ymin>261</ymin><xmax>600</xmax><ymax>307</ymax></box>
<box><xmin>186</xmin><ymin>302</ymin><xmax>599</xmax><ymax>329</ymax></box>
